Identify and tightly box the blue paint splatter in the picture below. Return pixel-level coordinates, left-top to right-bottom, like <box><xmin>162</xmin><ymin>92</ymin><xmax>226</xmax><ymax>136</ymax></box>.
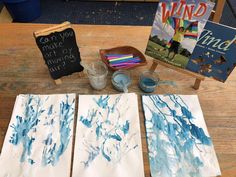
<box><xmin>95</xmin><ymin>123</ymin><xmax>102</xmax><ymax>140</ymax></box>
<box><xmin>143</xmin><ymin>95</ymin><xmax>213</xmax><ymax>177</ymax></box>
<box><xmin>79</xmin><ymin>95</ymin><xmax>137</xmax><ymax>168</ymax></box>
<box><xmin>43</xmin><ymin>133</ymin><xmax>53</xmax><ymax>146</ymax></box>
<box><xmin>48</xmin><ymin>105</ymin><xmax>53</xmax><ymax>115</ymax></box>
<box><xmin>82</xmin><ymin>145</ymin><xmax>100</xmax><ymax>167</ymax></box>
<box><xmin>28</xmin><ymin>158</ymin><xmax>36</xmax><ymax>165</ymax></box>
<box><xmin>121</xmin><ymin>120</ymin><xmax>129</xmax><ymax>135</ymax></box>
<box><xmin>101</xmin><ymin>143</ymin><xmax>111</xmax><ymax>162</ymax></box>
<box><xmin>80</xmin><ymin>109</ymin><xmax>97</xmax><ymax>128</ymax></box>
<box><xmin>43</xmin><ymin>116</ymin><xmax>55</xmax><ymax>126</ymax></box>
<box><xmin>108</xmin><ymin>133</ymin><xmax>122</xmax><ymax>141</ymax></box>
<box><xmin>42</xmin><ymin>95</ymin><xmax>74</xmax><ymax>166</ymax></box>
<box><xmin>9</xmin><ymin>95</ymin><xmax>43</xmax><ymax>164</ymax></box>
<box><xmin>94</xmin><ymin>96</ymin><xmax>109</xmax><ymax>109</ymax></box>
<box><xmin>108</xmin><ymin>95</ymin><xmax>121</xmax><ymax>113</ymax></box>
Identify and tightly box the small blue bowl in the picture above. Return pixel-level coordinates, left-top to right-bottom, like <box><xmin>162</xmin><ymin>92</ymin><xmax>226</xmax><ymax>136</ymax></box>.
<box><xmin>112</xmin><ymin>70</ymin><xmax>131</xmax><ymax>92</ymax></box>
<box><xmin>139</xmin><ymin>71</ymin><xmax>159</xmax><ymax>93</ymax></box>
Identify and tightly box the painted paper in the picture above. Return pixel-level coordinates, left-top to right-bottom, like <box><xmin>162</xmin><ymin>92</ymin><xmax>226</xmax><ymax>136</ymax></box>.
<box><xmin>0</xmin><ymin>94</ymin><xmax>76</xmax><ymax>177</ymax></box>
<box><xmin>142</xmin><ymin>94</ymin><xmax>221</xmax><ymax>177</ymax></box>
<box><xmin>72</xmin><ymin>93</ymin><xmax>144</xmax><ymax>177</ymax></box>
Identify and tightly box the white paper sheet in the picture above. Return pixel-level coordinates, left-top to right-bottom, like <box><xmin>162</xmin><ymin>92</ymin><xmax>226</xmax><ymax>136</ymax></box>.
<box><xmin>142</xmin><ymin>95</ymin><xmax>221</xmax><ymax>177</ymax></box>
<box><xmin>0</xmin><ymin>94</ymin><xmax>76</xmax><ymax>177</ymax></box>
<box><xmin>72</xmin><ymin>93</ymin><xmax>144</xmax><ymax>177</ymax></box>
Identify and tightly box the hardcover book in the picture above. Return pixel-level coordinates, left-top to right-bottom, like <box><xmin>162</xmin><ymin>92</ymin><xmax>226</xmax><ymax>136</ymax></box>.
<box><xmin>186</xmin><ymin>21</ymin><xmax>236</xmax><ymax>82</ymax></box>
<box><xmin>145</xmin><ymin>0</ymin><xmax>215</xmax><ymax>68</ymax></box>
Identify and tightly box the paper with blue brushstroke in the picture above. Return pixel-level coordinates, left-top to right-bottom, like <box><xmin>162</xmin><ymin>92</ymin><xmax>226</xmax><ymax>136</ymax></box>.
<box><xmin>0</xmin><ymin>94</ymin><xmax>75</xmax><ymax>177</ymax></box>
<box><xmin>142</xmin><ymin>95</ymin><xmax>221</xmax><ymax>177</ymax></box>
<box><xmin>72</xmin><ymin>93</ymin><xmax>144</xmax><ymax>177</ymax></box>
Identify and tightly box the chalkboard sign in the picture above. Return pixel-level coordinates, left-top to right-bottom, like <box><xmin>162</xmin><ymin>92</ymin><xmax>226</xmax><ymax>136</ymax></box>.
<box><xmin>35</xmin><ymin>26</ymin><xmax>84</xmax><ymax>80</ymax></box>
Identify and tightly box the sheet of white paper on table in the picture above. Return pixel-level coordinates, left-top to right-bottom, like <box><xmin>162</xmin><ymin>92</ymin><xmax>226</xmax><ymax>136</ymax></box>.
<box><xmin>142</xmin><ymin>95</ymin><xmax>221</xmax><ymax>177</ymax></box>
<box><xmin>0</xmin><ymin>94</ymin><xmax>76</xmax><ymax>177</ymax></box>
<box><xmin>72</xmin><ymin>93</ymin><xmax>144</xmax><ymax>177</ymax></box>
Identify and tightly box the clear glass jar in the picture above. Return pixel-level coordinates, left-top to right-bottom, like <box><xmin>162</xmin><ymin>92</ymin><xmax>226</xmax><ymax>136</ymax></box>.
<box><xmin>139</xmin><ymin>71</ymin><xmax>159</xmax><ymax>93</ymax></box>
<box><xmin>86</xmin><ymin>61</ymin><xmax>108</xmax><ymax>90</ymax></box>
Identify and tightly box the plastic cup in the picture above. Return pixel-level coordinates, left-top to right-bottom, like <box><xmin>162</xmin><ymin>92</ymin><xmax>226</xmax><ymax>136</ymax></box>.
<box><xmin>111</xmin><ymin>70</ymin><xmax>131</xmax><ymax>92</ymax></box>
<box><xmin>86</xmin><ymin>61</ymin><xmax>108</xmax><ymax>90</ymax></box>
<box><xmin>139</xmin><ymin>71</ymin><xmax>159</xmax><ymax>93</ymax></box>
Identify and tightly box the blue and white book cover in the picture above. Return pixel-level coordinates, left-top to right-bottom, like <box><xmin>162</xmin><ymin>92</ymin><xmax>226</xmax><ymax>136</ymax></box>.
<box><xmin>186</xmin><ymin>21</ymin><xmax>236</xmax><ymax>82</ymax></box>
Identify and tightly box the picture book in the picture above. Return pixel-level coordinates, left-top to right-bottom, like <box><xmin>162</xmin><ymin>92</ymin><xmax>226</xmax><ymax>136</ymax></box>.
<box><xmin>145</xmin><ymin>0</ymin><xmax>215</xmax><ymax>68</ymax></box>
<box><xmin>186</xmin><ymin>21</ymin><xmax>236</xmax><ymax>82</ymax></box>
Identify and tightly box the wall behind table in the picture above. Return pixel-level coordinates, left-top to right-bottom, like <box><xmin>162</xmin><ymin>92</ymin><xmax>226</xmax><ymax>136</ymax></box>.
<box><xmin>74</xmin><ymin>0</ymin><xmax>159</xmax><ymax>1</ymax></box>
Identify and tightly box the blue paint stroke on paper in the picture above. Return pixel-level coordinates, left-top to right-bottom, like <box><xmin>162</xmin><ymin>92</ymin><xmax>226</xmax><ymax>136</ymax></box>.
<box><xmin>143</xmin><ymin>95</ymin><xmax>212</xmax><ymax>177</ymax></box>
<box><xmin>81</xmin><ymin>144</ymin><xmax>100</xmax><ymax>168</ymax></box>
<box><xmin>121</xmin><ymin>120</ymin><xmax>130</xmax><ymax>135</ymax></box>
<box><xmin>43</xmin><ymin>104</ymin><xmax>55</xmax><ymax>126</ymax></box>
<box><xmin>80</xmin><ymin>109</ymin><xmax>97</xmax><ymax>128</ymax></box>
<box><xmin>80</xmin><ymin>95</ymin><xmax>137</xmax><ymax>168</ymax></box>
<box><xmin>9</xmin><ymin>95</ymin><xmax>44</xmax><ymax>165</ymax></box>
<box><xmin>48</xmin><ymin>105</ymin><xmax>53</xmax><ymax>115</ymax></box>
<box><xmin>94</xmin><ymin>95</ymin><xmax>121</xmax><ymax>121</ymax></box>
<box><xmin>93</xmin><ymin>95</ymin><xmax>109</xmax><ymax>109</ymax></box>
<box><xmin>42</xmin><ymin>95</ymin><xmax>75</xmax><ymax>166</ymax></box>
<box><xmin>28</xmin><ymin>158</ymin><xmax>36</xmax><ymax>165</ymax></box>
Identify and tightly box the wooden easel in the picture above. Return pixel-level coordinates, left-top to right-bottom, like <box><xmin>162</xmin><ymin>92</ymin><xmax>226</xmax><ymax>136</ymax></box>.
<box><xmin>34</xmin><ymin>21</ymin><xmax>85</xmax><ymax>85</ymax></box>
<box><xmin>149</xmin><ymin>0</ymin><xmax>226</xmax><ymax>90</ymax></box>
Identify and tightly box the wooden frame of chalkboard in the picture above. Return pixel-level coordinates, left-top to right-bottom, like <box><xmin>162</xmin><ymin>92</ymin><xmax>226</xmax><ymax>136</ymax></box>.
<box><xmin>34</xmin><ymin>21</ymin><xmax>84</xmax><ymax>85</ymax></box>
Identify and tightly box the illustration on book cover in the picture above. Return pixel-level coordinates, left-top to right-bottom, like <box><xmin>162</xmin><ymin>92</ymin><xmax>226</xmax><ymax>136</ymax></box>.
<box><xmin>186</xmin><ymin>21</ymin><xmax>236</xmax><ymax>82</ymax></box>
<box><xmin>145</xmin><ymin>0</ymin><xmax>215</xmax><ymax>68</ymax></box>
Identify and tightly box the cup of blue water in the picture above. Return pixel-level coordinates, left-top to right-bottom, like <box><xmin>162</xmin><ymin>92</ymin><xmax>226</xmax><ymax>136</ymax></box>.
<box><xmin>112</xmin><ymin>70</ymin><xmax>131</xmax><ymax>92</ymax></box>
<box><xmin>139</xmin><ymin>71</ymin><xmax>159</xmax><ymax>93</ymax></box>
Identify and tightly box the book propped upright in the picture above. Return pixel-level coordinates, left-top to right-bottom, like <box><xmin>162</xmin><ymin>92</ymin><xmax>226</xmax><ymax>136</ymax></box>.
<box><xmin>145</xmin><ymin>0</ymin><xmax>215</xmax><ymax>69</ymax></box>
<box><xmin>186</xmin><ymin>21</ymin><xmax>236</xmax><ymax>82</ymax></box>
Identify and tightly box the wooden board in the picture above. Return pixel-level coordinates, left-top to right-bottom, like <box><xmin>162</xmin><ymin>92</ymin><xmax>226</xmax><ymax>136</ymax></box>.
<box><xmin>0</xmin><ymin>23</ymin><xmax>236</xmax><ymax>177</ymax></box>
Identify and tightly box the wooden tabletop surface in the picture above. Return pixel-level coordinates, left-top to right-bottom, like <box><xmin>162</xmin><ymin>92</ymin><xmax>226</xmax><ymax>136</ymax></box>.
<box><xmin>0</xmin><ymin>23</ymin><xmax>236</xmax><ymax>177</ymax></box>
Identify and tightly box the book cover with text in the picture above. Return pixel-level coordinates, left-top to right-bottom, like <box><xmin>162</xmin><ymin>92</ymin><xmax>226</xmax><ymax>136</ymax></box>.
<box><xmin>145</xmin><ymin>0</ymin><xmax>215</xmax><ymax>68</ymax></box>
<box><xmin>186</xmin><ymin>21</ymin><xmax>236</xmax><ymax>82</ymax></box>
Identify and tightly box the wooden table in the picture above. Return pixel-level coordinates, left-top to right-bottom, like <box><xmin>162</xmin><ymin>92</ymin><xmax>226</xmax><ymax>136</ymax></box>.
<box><xmin>0</xmin><ymin>23</ymin><xmax>236</xmax><ymax>177</ymax></box>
